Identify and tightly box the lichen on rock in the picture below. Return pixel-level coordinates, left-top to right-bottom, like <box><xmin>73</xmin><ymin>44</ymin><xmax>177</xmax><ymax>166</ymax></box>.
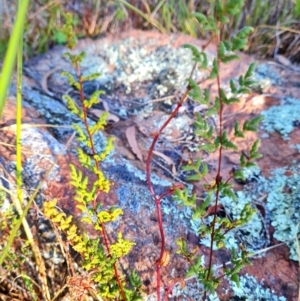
<box><xmin>261</xmin><ymin>97</ymin><xmax>300</xmax><ymax>140</ymax></box>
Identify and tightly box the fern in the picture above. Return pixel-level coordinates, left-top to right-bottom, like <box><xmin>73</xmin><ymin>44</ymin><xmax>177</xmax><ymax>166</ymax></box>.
<box><xmin>42</xmin><ymin>12</ymin><xmax>142</xmax><ymax>301</ymax></box>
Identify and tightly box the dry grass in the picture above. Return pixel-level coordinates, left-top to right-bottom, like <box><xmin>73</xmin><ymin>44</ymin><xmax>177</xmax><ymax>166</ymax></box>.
<box><xmin>1</xmin><ymin>0</ymin><xmax>299</xmax><ymax>62</ymax></box>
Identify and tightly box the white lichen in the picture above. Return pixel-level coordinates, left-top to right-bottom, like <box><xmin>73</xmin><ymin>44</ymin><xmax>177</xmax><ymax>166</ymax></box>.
<box><xmin>229</xmin><ymin>273</ymin><xmax>286</xmax><ymax>301</ymax></box>
<box><xmin>261</xmin><ymin>97</ymin><xmax>300</xmax><ymax>140</ymax></box>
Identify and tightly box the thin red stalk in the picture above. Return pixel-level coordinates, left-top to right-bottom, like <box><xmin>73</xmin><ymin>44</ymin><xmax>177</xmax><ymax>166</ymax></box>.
<box><xmin>145</xmin><ymin>42</ymin><xmax>215</xmax><ymax>299</ymax></box>
<box><xmin>146</xmin><ymin>89</ymin><xmax>189</xmax><ymax>301</ymax></box>
<box><xmin>203</xmin><ymin>32</ymin><xmax>223</xmax><ymax>301</ymax></box>
<box><xmin>146</xmin><ymin>60</ymin><xmax>198</xmax><ymax>300</ymax></box>
<box><xmin>75</xmin><ymin>62</ymin><xmax>126</xmax><ymax>301</ymax></box>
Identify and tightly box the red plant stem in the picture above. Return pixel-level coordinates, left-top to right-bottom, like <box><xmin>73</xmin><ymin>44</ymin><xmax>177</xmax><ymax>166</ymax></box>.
<box><xmin>202</xmin><ymin>32</ymin><xmax>223</xmax><ymax>301</ymax></box>
<box><xmin>146</xmin><ymin>41</ymin><xmax>214</xmax><ymax>298</ymax></box>
<box><xmin>146</xmin><ymin>60</ymin><xmax>198</xmax><ymax>300</ymax></box>
<box><xmin>146</xmin><ymin>90</ymin><xmax>189</xmax><ymax>301</ymax></box>
<box><xmin>75</xmin><ymin>62</ymin><xmax>127</xmax><ymax>301</ymax></box>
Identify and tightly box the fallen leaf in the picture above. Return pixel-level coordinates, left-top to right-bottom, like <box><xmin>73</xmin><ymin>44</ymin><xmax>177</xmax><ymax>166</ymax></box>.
<box><xmin>125</xmin><ymin>125</ymin><xmax>143</xmax><ymax>162</ymax></box>
<box><xmin>153</xmin><ymin>150</ymin><xmax>177</xmax><ymax>175</ymax></box>
<box><xmin>101</xmin><ymin>99</ymin><xmax>110</xmax><ymax>112</ymax></box>
<box><xmin>90</xmin><ymin>109</ymin><xmax>120</xmax><ymax>123</ymax></box>
<box><xmin>158</xmin><ymin>249</ymin><xmax>171</xmax><ymax>267</ymax></box>
<box><xmin>41</xmin><ymin>67</ymin><xmax>61</xmax><ymax>97</ymax></box>
<box><xmin>202</xmin><ymin>204</ymin><xmax>225</xmax><ymax>218</ymax></box>
<box><xmin>169</xmin><ymin>277</ymin><xmax>186</xmax><ymax>289</ymax></box>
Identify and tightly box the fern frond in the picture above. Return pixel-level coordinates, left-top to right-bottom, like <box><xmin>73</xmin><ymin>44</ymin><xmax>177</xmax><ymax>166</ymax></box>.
<box><xmin>62</xmin><ymin>95</ymin><xmax>83</xmax><ymax>118</ymax></box>
<box><xmin>83</xmin><ymin>90</ymin><xmax>104</xmax><ymax>109</ymax></box>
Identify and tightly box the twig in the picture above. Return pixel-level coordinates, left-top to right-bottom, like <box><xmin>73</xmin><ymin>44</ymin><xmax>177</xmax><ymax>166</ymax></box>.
<box><xmin>146</xmin><ymin>62</ymin><xmax>197</xmax><ymax>301</ymax></box>
<box><xmin>135</xmin><ymin>95</ymin><xmax>176</xmax><ymax>108</ymax></box>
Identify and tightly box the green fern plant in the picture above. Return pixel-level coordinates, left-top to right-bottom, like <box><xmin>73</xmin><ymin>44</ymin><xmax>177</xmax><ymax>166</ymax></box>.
<box><xmin>43</xmin><ymin>13</ymin><xmax>142</xmax><ymax>301</ymax></box>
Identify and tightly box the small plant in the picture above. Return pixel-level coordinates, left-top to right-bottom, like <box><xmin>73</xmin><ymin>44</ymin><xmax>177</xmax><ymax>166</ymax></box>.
<box><xmin>146</xmin><ymin>0</ymin><xmax>264</xmax><ymax>300</ymax></box>
<box><xmin>42</xmin><ymin>14</ymin><xmax>142</xmax><ymax>301</ymax></box>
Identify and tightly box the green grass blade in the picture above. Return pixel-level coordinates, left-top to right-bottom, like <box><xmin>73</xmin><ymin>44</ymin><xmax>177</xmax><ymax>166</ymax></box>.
<box><xmin>0</xmin><ymin>0</ymin><xmax>30</xmax><ymax>118</ymax></box>
<box><xmin>16</xmin><ymin>15</ymin><xmax>23</xmax><ymax>203</ymax></box>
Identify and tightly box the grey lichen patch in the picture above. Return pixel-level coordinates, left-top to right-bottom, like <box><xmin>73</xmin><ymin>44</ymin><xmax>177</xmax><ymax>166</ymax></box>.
<box><xmin>103</xmin><ymin>153</ymin><xmax>171</xmax><ymax>187</ymax></box>
<box><xmin>22</xmin><ymin>86</ymin><xmax>108</xmax><ymax>155</ymax></box>
<box><xmin>228</xmin><ymin>273</ymin><xmax>286</xmax><ymax>301</ymax></box>
<box><xmin>153</xmin><ymin>114</ymin><xmax>192</xmax><ymax>140</ymax></box>
<box><xmin>146</xmin><ymin>271</ymin><xmax>286</xmax><ymax>300</ymax></box>
<box><xmin>177</xmin><ymin>272</ymin><xmax>286</xmax><ymax>301</ymax></box>
<box><xmin>254</xmin><ymin>63</ymin><xmax>282</xmax><ymax>88</ymax></box>
<box><xmin>116</xmin><ymin>183</ymin><xmax>150</xmax><ymax>214</ymax></box>
<box><xmin>243</xmin><ymin>165</ymin><xmax>300</xmax><ymax>261</ymax></box>
<box><xmin>145</xmin><ymin>270</ymin><xmax>220</xmax><ymax>301</ymax></box>
<box><xmin>0</xmin><ymin>127</ymin><xmax>63</xmax><ymax>210</ymax></box>
<box><xmin>291</xmin><ymin>143</ymin><xmax>300</xmax><ymax>152</ymax></box>
<box><xmin>103</xmin><ymin>150</ymin><xmax>195</xmax><ymax>231</ymax></box>
<box><xmin>151</xmin><ymin>67</ymin><xmax>179</xmax><ymax>98</ymax></box>
<box><xmin>221</xmin><ymin>191</ymin><xmax>267</xmax><ymax>250</ymax></box>
<box><xmin>264</xmin><ymin>168</ymin><xmax>300</xmax><ymax>261</ymax></box>
<box><xmin>21</xmin><ymin>127</ymin><xmax>65</xmax><ymax>156</ymax></box>
<box><xmin>82</xmin><ymin>39</ymin><xmax>197</xmax><ymax>91</ymax></box>
<box><xmin>261</xmin><ymin>97</ymin><xmax>300</xmax><ymax>140</ymax></box>
<box><xmin>79</xmin><ymin>37</ymin><xmax>209</xmax><ymax>110</ymax></box>
<box><xmin>22</xmin><ymin>88</ymin><xmax>76</xmax><ymax>140</ymax></box>
<box><xmin>20</xmin><ymin>127</ymin><xmax>62</xmax><ymax>185</ymax></box>
<box><xmin>188</xmin><ymin>166</ymin><xmax>267</xmax><ymax>252</ymax></box>
<box><xmin>235</xmin><ymin>166</ymin><xmax>261</xmax><ymax>185</ymax></box>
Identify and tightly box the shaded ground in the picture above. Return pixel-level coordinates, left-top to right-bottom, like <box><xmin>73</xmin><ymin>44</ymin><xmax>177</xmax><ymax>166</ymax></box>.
<box><xmin>0</xmin><ymin>30</ymin><xmax>299</xmax><ymax>300</ymax></box>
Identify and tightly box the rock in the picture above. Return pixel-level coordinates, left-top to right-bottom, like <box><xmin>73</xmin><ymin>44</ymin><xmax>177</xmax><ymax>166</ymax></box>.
<box><xmin>2</xmin><ymin>30</ymin><xmax>299</xmax><ymax>300</ymax></box>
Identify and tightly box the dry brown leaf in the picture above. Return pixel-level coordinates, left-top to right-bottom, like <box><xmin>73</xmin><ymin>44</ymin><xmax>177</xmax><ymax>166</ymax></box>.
<box><xmin>153</xmin><ymin>150</ymin><xmax>177</xmax><ymax>175</ymax></box>
<box><xmin>90</xmin><ymin>109</ymin><xmax>120</xmax><ymax>123</ymax></box>
<box><xmin>168</xmin><ymin>277</ymin><xmax>186</xmax><ymax>289</ymax></box>
<box><xmin>125</xmin><ymin>125</ymin><xmax>143</xmax><ymax>162</ymax></box>
<box><xmin>202</xmin><ymin>204</ymin><xmax>225</xmax><ymax>218</ymax></box>
<box><xmin>101</xmin><ymin>99</ymin><xmax>110</xmax><ymax>112</ymax></box>
<box><xmin>158</xmin><ymin>249</ymin><xmax>171</xmax><ymax>267</ymax></box>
